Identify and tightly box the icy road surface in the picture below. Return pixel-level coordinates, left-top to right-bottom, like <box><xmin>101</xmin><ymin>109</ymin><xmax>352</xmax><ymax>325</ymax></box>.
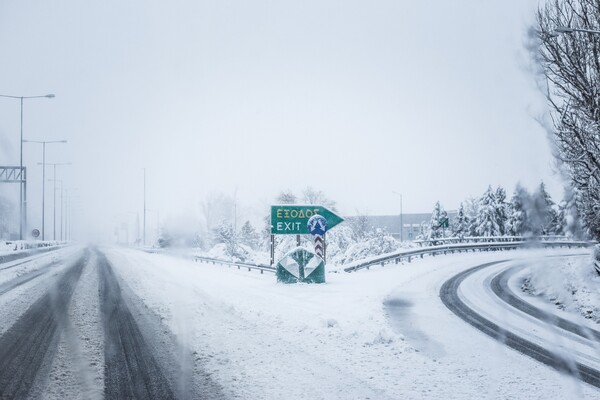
<box><xmin>0</xmin><ymin>246</ymin><xmax>599</xmax><ymax>399</ymax></box>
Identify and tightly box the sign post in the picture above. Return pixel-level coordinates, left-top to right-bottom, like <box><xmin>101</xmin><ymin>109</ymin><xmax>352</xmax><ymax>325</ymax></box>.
<box><xmin>270</xmin><ymin>204</ymin><xmax>343</xmax><ymax>267</ymax></box>
<box><xmin>270</xmin><ymin>235</ymin><xmax>275</xmax><ymax>266</ymax></box>
<box><xmin>271</xmin><ymin>205</ymin><xmax>343</xmax><ymax>284</ymax></box>
<box><xmin>307</xmin><ymin>214</ymin><xmax>327</xmax><ymax>262</ymax></box>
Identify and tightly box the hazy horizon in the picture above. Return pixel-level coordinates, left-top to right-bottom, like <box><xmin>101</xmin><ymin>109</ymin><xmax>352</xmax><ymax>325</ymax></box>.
<box><xmin>0</xmin><ymin>1</ymin><xmax>565</xmax><ymax>242</ymax></box>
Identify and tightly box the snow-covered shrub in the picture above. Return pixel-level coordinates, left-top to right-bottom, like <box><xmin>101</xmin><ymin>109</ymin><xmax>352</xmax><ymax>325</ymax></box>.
<box><xmin>339</xmin><ymin>228</ymin><xmax>400</xmax><ymax>265</ymax></box>
<box><xmin>524</xmin><ymin>256</ymin><xmax>600</xmax><ymax>321</ymax></box>
<box><xmin>212</xmin><ymin>220</ymin><xmax>248</xmax><ymax>260</ymax></box>
<box><xmin>239</xmin><ymin>220</ymin><xmax>261</xmax><ymax>250</ymax></box>
<box><xmin>324</xmin><ymin>225</ymin><xmax>355</xmax><ymax>264</ymax></box>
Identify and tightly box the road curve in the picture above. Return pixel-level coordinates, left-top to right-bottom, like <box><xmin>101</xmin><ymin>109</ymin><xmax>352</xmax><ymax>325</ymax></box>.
<box><xmin>440</xmin><ymin>259</ymin><xmax>600</xmax><ymax>389</ymax></box>
<box><xmin>490</xmin><ymin>267</ymin><xmax>600</xmax><ymax>343</ymax></box>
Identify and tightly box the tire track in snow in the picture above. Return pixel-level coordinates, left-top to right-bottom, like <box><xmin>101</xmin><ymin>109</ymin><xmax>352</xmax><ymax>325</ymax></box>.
<box><xmin>491</xmin><ymin>266</ymin><xmax>600</xmax><ymax>343</ymax></box>
<box><xmin>0</xmin><ymin>247</ymin><xmax>60</xmax><ymax>268</ymax></box>
<box><xmin>98</xmin><ymin>251</ymin><xmax>176</xmax><ymax>399</ymax></box>
<box><xmin>0</xmin><ymin>250</ymin><xmax>87</xmax><ymax>399</ymax></box>
<box><xmin>0</xmin><ymin>260</ymin><xmax>60</xmax><ymax>296</ymax></box>
<box><xmin>440</xmin><ymin>260</ymin><xmax>600</xmax><ymax>389</ymax></box>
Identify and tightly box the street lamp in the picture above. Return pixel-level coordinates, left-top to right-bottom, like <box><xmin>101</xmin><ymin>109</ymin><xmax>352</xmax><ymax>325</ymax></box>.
<box><xmin>0</xmin><ymin>93</ymin><xmax>55</xmax><ymax>239</ymax></box>
<box><xmin>555</xmin><ymin>26</ymin><xmax>600</xmax><ymax>35</ymax></box>
<box><xmin>392</xmin><ymin>191</ymin><xmax>403</xmax><ymax>242</ymax></box>
<box><xmin>40</xmin><ymin>162</ymin><xmax>71</xmax><ymax>240</ymax></box>
<box><xmin>23</xmin><ymin>139</ymin><xmax>67</xmax><ymax>240</ymax></box>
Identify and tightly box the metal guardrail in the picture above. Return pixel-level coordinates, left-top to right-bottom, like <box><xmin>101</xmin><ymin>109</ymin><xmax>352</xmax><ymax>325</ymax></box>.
<box><xmin>0</xmin><ymin>245</ymin><xmax>65</xmax><ymax>265</ymax></box>
<box><xmin>191</xmin><ymin>255</ymin><xmax>276</xmax><ymax>274</ymax></box>
<box><xmin>142</xmin><ymin>248</ymin><xmax>276</xmax><ymax>274</ymax></box>
<box><xmin>413</xmin><ymin>235</ymin><xmax>576</xmax><ymax>247</ymax></box>
<box><xmin>343</xmin><ymin>240</ymin><xmax>595</xmax><ymax>273</ymax></box>
<box><xmin>1</xmin><ymin>240</ymin><xmax>64</xmax><ymax>251</ymax></box>
<box><xmin>147</xmin><ymin>239</ymin><xmax>595</xmax><ymax>276</ymax></box>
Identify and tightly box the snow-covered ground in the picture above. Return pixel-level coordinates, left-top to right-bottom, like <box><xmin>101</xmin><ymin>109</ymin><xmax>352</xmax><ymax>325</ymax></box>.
<box><xmin>102</xmin><ymin>246</ymin><xmax>600</xmax><ymax>399</ymax></box>
<box><xmin>0</xmin><ymin>246</ymin><xmax>83</xmax><ymax>337</ymax></box>
<box><xmin>181</xmin><ymin>225</ymin><xmax>415</xmax><ymax>270</ymax></box>
<box><xmin>522</xmin><ymin>254</ymin><xmax>600</xmax><ymax>324</ymax></box>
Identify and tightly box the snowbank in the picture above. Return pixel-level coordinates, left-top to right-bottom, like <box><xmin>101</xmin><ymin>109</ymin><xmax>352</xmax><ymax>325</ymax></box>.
<box><xmin>523</xmin><ymin>250</ymin><xmax>600</xmax><ymax>322</ymax></box>
<box><xmin>0</xmin><ymin>240</ymin><xmax>64</xmax><ymax>254</ymax></box>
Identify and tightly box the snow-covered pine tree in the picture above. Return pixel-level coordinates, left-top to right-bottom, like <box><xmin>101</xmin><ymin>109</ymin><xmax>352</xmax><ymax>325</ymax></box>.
<box><xmin>555</xmin><ymin>200</ymin><xmax>566</xmax><ymax>236</ymax></box>
<box><xmin>452</xmin><ymin>202</ymin><xmax>469</xmax><ymax>238</ymax></box>
<box><xmin>495</xmin><ymin>186</ymin><xmax>509</xmax><ymax>235</ymax></box>
<box><xmin>476</xmin><ymin>186</ymin><xmax>501</xmax><ymax>237</ymax></box>
<box><xmin>428</xmin><ymin>201</ymin><xmax>444</xmax><ymax>239</ymax></box>
<box><xmin>563</xmin><ymin>186</ymin><xmax>584</xmax><ymax>239</ymax></box>
<box><xmin>506</xmin><ymin>184</ymin><xmax>530</xmax><ymax>236</ymax></box>
<box><xmin>239</xmin><ymin>220</ymin><xmax>260</xmax><ymax>250</ymax></box>
<box><xmin>531</xmin><ymin>181</ymin><xmax>558</xmax><ymax>235</ymax></box>
<box><xmin>464</xmin><ymin>197</ymin><xmax>479</xmax><ymax>237</ymax></box>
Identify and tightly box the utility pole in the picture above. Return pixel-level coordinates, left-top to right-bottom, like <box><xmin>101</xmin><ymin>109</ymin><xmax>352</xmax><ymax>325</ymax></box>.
<box><xmin>23</xmin><ymin>139</ymin><xmax>67</xmax><ymax>240</ymax></box>
<box><xmin>43</xmin><ymin>162</ymin><xmax>70</xmax><ymax>240</ymax></box>
<box><xmin>0</xmin><ymin>93</ymin><xmax>55</xmax><ymax>239</ymax></box>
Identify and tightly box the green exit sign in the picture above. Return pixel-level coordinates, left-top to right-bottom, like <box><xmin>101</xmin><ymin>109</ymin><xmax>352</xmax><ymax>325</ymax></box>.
<box><xmin>271</xmin><ymin>205</ymin><xmax>343</xmax><ymax>235</ymax></box>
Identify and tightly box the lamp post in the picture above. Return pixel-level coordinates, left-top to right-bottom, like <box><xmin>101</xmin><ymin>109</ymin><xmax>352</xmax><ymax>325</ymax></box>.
<box><xmin>23</xmin><ymin>139</ymin><xmax>67</xmax><ymax>240</ymax></box>
<box><xmin>0</xmin><ymin>93</ymin><xmax>55</xmax><ymax>239</ymax></box>
<box><xmin>41</xmin><ymin>162</ymin><xmax>71</xmax><ymax>240</ymax></box>
<box><xmin>392</xmin><ymin>191</ymin><xmax>403</xmax><ymax>242</ymax></box>
<box><xmin>555</xmin><ymin>26</ymin><xmax>600</xmax><ymax>35</ymax></box>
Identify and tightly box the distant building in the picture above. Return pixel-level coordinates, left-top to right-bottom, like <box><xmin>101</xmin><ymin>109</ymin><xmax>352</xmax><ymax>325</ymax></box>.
<box><xmin>347</xmin><ymin>212</ymin><xmax>457</xmax><ymax>241</ymax></box>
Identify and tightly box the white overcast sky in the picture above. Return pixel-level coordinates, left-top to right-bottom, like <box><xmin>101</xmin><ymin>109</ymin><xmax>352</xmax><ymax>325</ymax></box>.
<box><xmin>0</xmin><ymin>1</ymin><xmax>563</xmax><ymax>240</ymax></box>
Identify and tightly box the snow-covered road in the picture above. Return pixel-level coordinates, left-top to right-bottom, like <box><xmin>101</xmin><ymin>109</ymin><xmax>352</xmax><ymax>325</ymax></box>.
<box><xmin>442</xmin><ymin>255</ymin><xmax>600</xmax><ymax>389</ymax></box>
<box><xmin>1</xmin><ymin>246</ymin><xmax>599</xmax><ymax>399</ymax></box>
<box><xmin>103</xmin><ymin>247</ymin><xmax>600</xmax><ymax>399</ymax></box>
